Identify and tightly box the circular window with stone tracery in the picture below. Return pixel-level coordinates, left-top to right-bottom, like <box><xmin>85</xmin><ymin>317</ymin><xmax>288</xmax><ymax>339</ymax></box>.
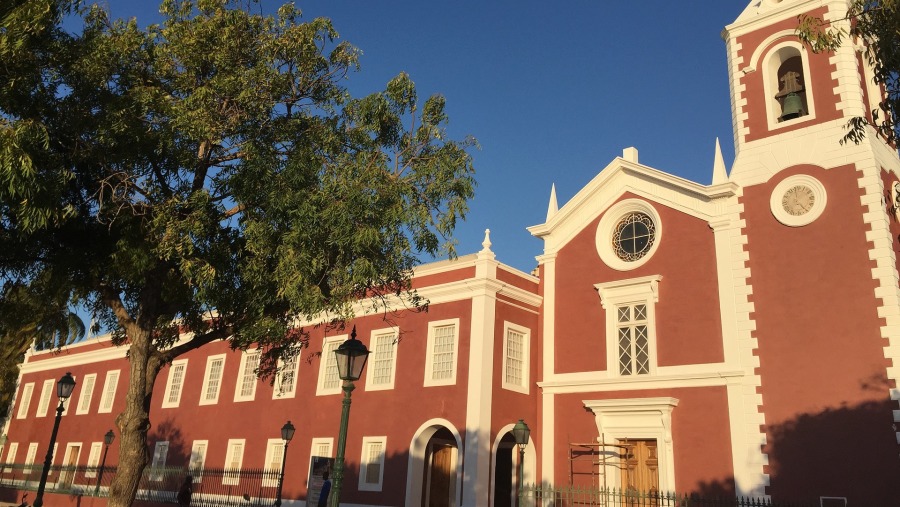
<box><xmin>596</xmin><ymin>199</ymin><xmax>662</xmax><ymax>271</ymax></box>
<box><xmin>612</xmin><ymin>212</ymin><xmax>656</xmax><ymax>261</ymax></box>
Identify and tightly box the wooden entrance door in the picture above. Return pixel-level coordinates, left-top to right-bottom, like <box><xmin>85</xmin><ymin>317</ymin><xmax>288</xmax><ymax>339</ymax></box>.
<box><xmin>620</xmin><ymin>440</ymin><xmax>659</xmax><ymax>495</ymax></box>
<box><xmin>58</xmin><ymin>444</ymin><xmax>81</xmax><ymax>488</ymax></box>
<box><xmin>426</xmin><ymin>443</ymin><xmax>454</xmax><ymax>507</ymax></box>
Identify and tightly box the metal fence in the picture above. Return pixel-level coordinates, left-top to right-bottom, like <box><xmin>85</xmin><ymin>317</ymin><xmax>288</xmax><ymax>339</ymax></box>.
<box><xmin>0</xmin><ymin>464</ymin><xmax>283</xmax><ymax>507</ymax></box>
<box><xmin>519</xmin><ymin>485</ymin><xmax>818</xmax><ymax>507</ymax></box>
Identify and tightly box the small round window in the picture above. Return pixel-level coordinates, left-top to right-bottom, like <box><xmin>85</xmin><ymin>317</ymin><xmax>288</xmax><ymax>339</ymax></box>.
<box><xmin>612</xmin><ymin>212</ymin><xmax>656</xmax><ymax>261</ymax></box>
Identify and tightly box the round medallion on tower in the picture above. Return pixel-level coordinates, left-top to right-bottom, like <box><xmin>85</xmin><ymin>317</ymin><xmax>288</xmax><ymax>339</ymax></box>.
<box><xmin>597</xmin><ymin>199</ymin><xmax>662</xmax><ymax>271</ymax></box>
<box><xmin>769</xmin><ymin>174</ymin><xmax>827</xmax><ymax>226</ymax></box>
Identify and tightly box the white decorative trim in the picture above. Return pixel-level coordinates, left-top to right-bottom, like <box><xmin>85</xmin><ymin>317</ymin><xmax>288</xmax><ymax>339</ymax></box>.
<box><xmin>583</xmin><ymin>398</ymin><xmax>678</xmax><ymax>492</ymax></box>
<box><xmin>358</xmin><ymin>436</ymin><xmax>387</xmax><ymax>492</ymax></box>
<box><xmin>538</xmin><ymin>368</ymin><xmax>744</xmax><ymax>394</ymax></box>
<box><xmin>490</xmin><ymin>423</ymin><xmax>536</xmax><ymax>507</ymax></box>
<box><xmin>364</xmin><ymin>327</ymin><xmax>399</xmax><ymax>392</ymax></box>
<box><xmin>222</xmin><ymin>439</ymin><xmax>245</xmax><ymax>485</ymax></box>
<box><xmin>595</xmin><ymin>200</ymin><xmax>662</xmax><ymax>271</ymax></box>
<box><xmin>769</xmin><ymin>173</ymin><xmax>827</xmax><ymax>226</ymax></box>
<box><xmin>315</xmin><ymin>335</ymin><xmax>346</xmax><ymax>396</ymax></box>
<box><xmin>233</xmin><ymin>350</ymin><xmax>260</xmax><ymax>402</ymax></box>
<box><xmin>405</xmin><ymin>419</ymin><xmax>463</xmax><ymax>507</ymax></box>
<box><xmin>501</xmin><ymin>322</ymin><xmax>531</xmax><ymax>394</ymax></box>
<box><xmin>161</xmin><ymin>360</ymin><xmax>187</xmax><ymax>409</ymax></box>
<box><xmin>423</xmin><ymin>319</ymin><xmax>460</xmax><ymax>387</ymax></box>
<box><xmin>595</xmin><ymin>275</ymin><xmax>662</xmax><ymax>377</ymax></box>
<box><xmin>199</xmin><ymin>354</ymin><xmax>226</xmax><ymax>406</ymax></box>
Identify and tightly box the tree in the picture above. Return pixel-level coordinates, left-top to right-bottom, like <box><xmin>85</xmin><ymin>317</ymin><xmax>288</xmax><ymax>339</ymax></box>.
<box><xmin>0</xmin><ymin>1</ymin><xmax>476</xmax><ymax>506</ymax></box>
<box><xmin>798</xmin><ymin>0</ymin><xmax>900</xmax><ymax>144</ymax></box>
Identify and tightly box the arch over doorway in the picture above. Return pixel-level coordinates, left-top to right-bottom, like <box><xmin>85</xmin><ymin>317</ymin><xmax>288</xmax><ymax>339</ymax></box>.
<box><xmin>406</xmin><ymin>418</ymin><xmax>463</xmax><ymax>507</ymax></box>
<box><xmin>491</xmin><ymin>422</ymin><xmax>536</xmax><ymax>507</ymax></box>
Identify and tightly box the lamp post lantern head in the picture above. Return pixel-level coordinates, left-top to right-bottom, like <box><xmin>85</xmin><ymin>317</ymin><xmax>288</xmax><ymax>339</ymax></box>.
<box><xmin>334</xmin><ymin>326</ymin><xmax>370</xmax><ymax>381</ymax></box>
<box><xmin>512</xmin><ymin>419</ymin><xmax>530</xmax><ymax>450</ymax></box>
<box><xmin>281</xmin><ymin>420</ymin><xmax>296</xmax><ymax>442</ymax></box>
<box><xmin>104</xmin><ymin>430</ymin><xmax>115</xmax><ymax>446</ymax></box>
<box><xmin>57</xmin><ymin>372</ymin><xmax>76</xmax><ymax>400</ymax></box>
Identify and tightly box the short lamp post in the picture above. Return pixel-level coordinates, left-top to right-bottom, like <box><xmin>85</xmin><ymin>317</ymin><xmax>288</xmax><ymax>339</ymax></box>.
<box><xmin>34</xmin><ymin>372</ymin><xmax>76</xmax><ymax>507</ymax></box>
<box><xmin>329</xmin><ymin>326</ymin><xmax>369</xmax><ymax>507</ymax></box>
<box><xmin>94</xmin><ymin>429</ymin><xmax>115</xmax><ymax>496</ymax></box>
<box><xmin>274</xmin><ymin>420</ymin><xmax>295</xmax><ymax>507</ymax></box>
<box><xmin>512</xmin><ymin>419</ymin><xmax>531</xmax><ymax>505</ymax></box>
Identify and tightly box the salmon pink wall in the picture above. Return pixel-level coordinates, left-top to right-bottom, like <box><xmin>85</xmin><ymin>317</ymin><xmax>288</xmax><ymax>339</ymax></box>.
<box><xmin>411</xmin><ymin>266</ymin><xmax>475</xmax><ymax>289</ymax></box>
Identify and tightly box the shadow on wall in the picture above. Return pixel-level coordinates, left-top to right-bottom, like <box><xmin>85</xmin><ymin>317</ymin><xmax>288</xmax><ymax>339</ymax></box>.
<box><xmin>148</xmin><ymin>418</ymin><xmax>191</xmax><ymax>467</ymax></box>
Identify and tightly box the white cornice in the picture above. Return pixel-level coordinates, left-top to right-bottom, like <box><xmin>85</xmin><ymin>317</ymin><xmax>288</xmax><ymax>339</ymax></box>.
<box><xmin>538</xmin><ymin>369</ymin><xmax>745</xmax><ymax>394</ymax></box>
<box><xmin>726</xmin><ymin>0</ymin><xmax>838</xmax><ymax>38</ymax></box>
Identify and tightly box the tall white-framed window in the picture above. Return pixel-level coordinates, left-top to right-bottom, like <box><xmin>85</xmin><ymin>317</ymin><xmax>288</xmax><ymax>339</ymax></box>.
<box><xmin>223</xmin><ymin>439</ymin><xmax>245</xmax><ymax>485</ymax></box>
<box><xmin>316</xmin><ymin>336</ymin><xmax>345</xmax><ymax>396</ymax></box>
<box><xmin>150</xmin><ymin>441</ymin><xmax>169</xmax><ymax>481</ymax></box>
<box><xmin>162</xmin><ymin>360</ymin><xmax>188</xmax><ymax>409</ymax></box>
<box><xmin>24</xmin><ymin>443</ymin><xmax>38</xmax><ymax>472</ymax></box>
<box><xmin>273</xmin><ymin>352</ymin><xmax>300</xmax><ymax>399</ymax></box>
<box><xmin>36</xmin><ymin>379</ymin><xmax>54</xmax><ymax>417</ymax></box>
<box><xmin>4</xmin><ymin>443</ymin><xmax>18</xmax><ymax>472</ymax></box>
<box><xmin>47</xmin><ymin>443</ymin><xmax>58</xmax><ymax>475</ymax></box>
<box><xmin>595</xmin><ymin>275</ymin><xmax>662</xmax><ymax>377</ymax></box>
<box><xmin>365</xmin><ymin>328</ymin><xmax>398</xmax><ymax>391</ymax></box>
<box><xmin>502</xmin><ymin>322</ymin><xmax>531</xmax><ymax>394</ymax></box>
<box><xmin>423</xmin><ymin>319</ymin><xmax>459</xmax><ymax>387</ymax></box>
<box><xmin>263</xmin><ymin>439</ymin><xmax>285</xmax><ymax>487</ymax></box>
<box><xmin>358</xmin><ymin>436</ymin><xmax>386</xmax><ymax>492</ymax></box>
<box><xmin>189</xmin><ymin>441</ymin><xmax>208</xmax><ymax>482</ymax></box>
<box><xmin>200</xmin><ymin>354</ymin><xmax>226</xmax><ymax>405</ymax></box>
<box><xmin>16</xmin><ymin>382</ymin><xmax>34</xmax><ymax>419</ymax></box>
<box><xmin>309</xmin><ymin>438</ymin><xmax>333</xmax><ymax>461</ymax></box>
<box><xmin>85</xmin><ymin>442</ymin><xmax>103</xmax><ymax>478</ymax></box>
<box><xmin>76</xmin><ymin>373</ymin><xmax>97</xmax><ymax>415</ymax></box>
<box><xmin>234</xmin><ymin>350</ymin><xmax>260</xmax><ymax>402</ymax></box>
<box><xmin>98</xmin><ymin>370</ymin><xmax>120</xmax><ymax>414</ymax></box>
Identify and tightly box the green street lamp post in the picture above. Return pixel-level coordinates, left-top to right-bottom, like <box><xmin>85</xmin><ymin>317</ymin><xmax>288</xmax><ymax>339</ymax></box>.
<box><xmin>512</xmin><ymin>419</ymin><xmax>531</xmax><ymax>506</ymax></box>
<box><xmin>34</xmin><ymin>372</ymin><xmax>76</xmax><ymax>507</ymax></box>
<box><xmin>329</xmin><ymin>326</ymin><xmax>369</xmax><ymax>507</ymax></box>
<box><xmin>274</xmin><ymin>420</ymin><xmax>295</xmax><ymax>507</ymax></box>
<box><xmin>94</xmin><ymin>429</ymin><xmax>115</xmax><ymax>496</ymax></box>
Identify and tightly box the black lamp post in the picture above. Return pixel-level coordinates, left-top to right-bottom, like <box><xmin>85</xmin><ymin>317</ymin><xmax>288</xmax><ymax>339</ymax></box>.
<box><xmin>329</xmin><ymin>326</ymin><xmax>369</xmax><ymax>507</ymax></box>
<box><xmin>34</xmin><ymin>372</ymin><xmax>76</xmax><ymax>507</ymax></box>
<box><xmin>94</xmin><ymin>429</ymin><xmax>115</xmax><ymax>496</ymax></box>
<box><xmin>274</xmin><ymin>420</ymin><xmax>295</xmax><ymax>507</ymax></box>
<box><xmin>512</xmin><ymin>419</ymin><xmax>531</xmax><ymax>505</ymax></box>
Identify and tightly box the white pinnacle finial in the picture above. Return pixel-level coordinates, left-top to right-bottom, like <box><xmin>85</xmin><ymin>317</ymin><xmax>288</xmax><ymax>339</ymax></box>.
<box><xmin>481</xmin><ymin>229</ymin><xmax>492</xmax><ymax>253</ymax></box>
<box><xmin>712</xmin><ymin>138</ymin><xmax>729</xmax><ymax>185</ymax></box>
<box><xmin>547</xmin><ymin>183</ymin><xmax>559</xmax><ymax>221</ymax></box>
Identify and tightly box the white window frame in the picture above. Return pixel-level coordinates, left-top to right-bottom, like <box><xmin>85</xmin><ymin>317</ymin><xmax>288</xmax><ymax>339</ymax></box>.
<box><xmin>98</xmin><ymin>370</ymin><xmax>120</xmax><ymax>414</ymax></box>
<box><xmin>150</xmin><ymin>441</ymin><xmax>169</xmax><ymax>481</ymax></box>
<box><xmin>316</xmin><ymin>336</ymin><xmax>346</xmax><ymax>396</ymax></box>
<box><xmin>273</xmin><ymin>352</ymin><xmax>300</xmax><ymax>399</ymax></box>
<box><xmin>200</xmin><ymin>354</ymin><xmax>226</xmax><ymax>406</ymax></box>
<box><xmin>36</xmin><ymin>379</ymin><xmax>54</xmax><ymax>417</ymax></box>
<box><xmin>365</xmin><ymin>327</ymin><xmax>399</xmax><ymax>391</ymax></box>
<box><xmin>501</xmin><ymin>322</ymin><xmax>531</xmax><ymax>394</ymax></box>
<box><xmin>595</xmin><ymin>275</ymin><xmax>662</xmax><ymax>377</ymax></box>
<box><xmin>4</xmin><ymin>442</ymin><xmax>18</xmax><ymax>473</ymax></box>
<box><xmin>85</xmin><ymin>442</ymin><xmax>103</xmax><ymax>478</ymax></box>
<box><xmin>190</xmin><ymin>440</ymin><xmax>208</xmax><ymax>482</ymax></box>
<box><xmin>223</xmin><ymin>439</ymin><xmax>245</xmax><ymax>485</ymax></box>
<box><xmin>16</xmin><ymin>382</ymin><xmax>34</xmax><ymax>419</ymax></box>
<box><xmin>162</xmin><ymin>359</ymin><xmax>189</xmax><ymax>409</ymax></box>
<box><xmin>263</xmin><ymin>439</ymin><xmax>286</xmax><ymax>487</ymax></box>
<box><xmin>76</xmin><ymin>373</ymin><xmax>97</xmax><ymax>415</ymax></box>
<box><xmin>48</xmin><ymin>443</ymin><xmax>58</xmax><ymax>475</ymax></box>
<box><xmin>358</xmin><ymin>436</ymin><xmax>386</xmax><ymax>492</ymax></box>
<box><xmin>234</xmin><ymin>349</ymin><xmax>260</xmax><ymax>402</ymax></box>
<box><xmin>423</xmin><ymin>319</ymin><xmax>460</xmax><ymax>387</ymax></box>
<box><xmin>24</xmin><ymin>443</ymin><xmax>38</xmax><ymax>472</ymax></box>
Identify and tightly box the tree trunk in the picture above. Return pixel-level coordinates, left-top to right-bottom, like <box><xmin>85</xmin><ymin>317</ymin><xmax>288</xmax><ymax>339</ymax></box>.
<box><xmin>107</xmin><ymin>326</ymin><xmax>164</xmax><ymax>507</ymax></box>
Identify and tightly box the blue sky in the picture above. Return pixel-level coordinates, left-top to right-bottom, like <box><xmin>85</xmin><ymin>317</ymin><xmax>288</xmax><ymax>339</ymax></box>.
<box><xmin>101</xmin><ymin>0</ymin><xmax>746</xmax><ymax>274</ymax></box>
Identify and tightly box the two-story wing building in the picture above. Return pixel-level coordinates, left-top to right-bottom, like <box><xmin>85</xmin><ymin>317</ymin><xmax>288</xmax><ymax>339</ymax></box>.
<box><xmin>4</xmin><ymin>0</ymin><xmax>900</xmax><ymax>506</ymax></box>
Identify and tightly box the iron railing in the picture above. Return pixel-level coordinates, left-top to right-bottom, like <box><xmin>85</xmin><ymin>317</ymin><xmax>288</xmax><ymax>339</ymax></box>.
<box><xmin>0</xmin><ymin>464</ymin><xmax>283</xmax><ymax>507</ymax></box>
<box><xmin>518</xmin><ymin>485</ymin><xmax>818</xmax><ymax>507</ymax></box>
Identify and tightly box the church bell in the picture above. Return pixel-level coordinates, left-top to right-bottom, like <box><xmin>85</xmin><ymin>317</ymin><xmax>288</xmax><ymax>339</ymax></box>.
<box><xmin>780</xmin><ymin>92</ymin><xmax>804</xmax><ymax>121</ymax></box>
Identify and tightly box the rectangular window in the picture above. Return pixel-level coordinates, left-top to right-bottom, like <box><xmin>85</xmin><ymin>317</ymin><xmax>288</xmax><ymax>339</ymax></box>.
<box><xmin>596</xmin><ymin>275</ymin><xmax>661</xmax><ymax>378</ymax></box>
<box><xmin>316</xmin><ymin>337</ymin><xmax>344</xmax><ymax>396</ymax></box>
<box><xmin>85</xmin><ymin>442</ymin><xmax>103</xmax><ymax>478</ymax></box>
<box><xmin>4</xmin><ymin>443</ymin><xmax>18</xmax><ymax>473</ymax></box>
<box><xmin>424</xmin><ymin>320</ymin><xmax>459</xmax><ymax>386</ymax></box>
<box><xmin>273</xmin><ymin>353</ymin><xmax>300</xmax><ymax>399</ymax></box>
<box><xmin>48</xmin><ymin>443</ymin><xmax>58</xmax><ymax>475</ymax></box>
<box><xmin>617</xmin><ymin>304</ymin><xmax>650</xmax><ymax>376</ymax></box>
<box><xmin>36</xmin><ymin>379</ymin><xmax>54</xmax><ymax>417</ymax></box>
<box><xmin>162</xmin><ymin>360</ymin><xmax>188</xmax><ymax>408</ymax></box>
<box><xmin>24</xmin><ymin>443</ymin><xmax>38</xmax><ymax>472</ymax></box>
<box><xmin>309</xmin><ymin>438</ymin><xmax>333</xmax><ymax>459</ymax></box>
<box><xmin>16</xmin><ymin>382</ymin><xmax>34</xmax><ymax>419</ymax></box>
<box><xmin>263</xmin><ymin>439</ymin><xmax>285</xmax><ymax>487</ymax></box>
<box><xmin>98</xmin><ymin>370</ymin><xmax>120</xmax><ymax>414</ymax></box>
<box><xmin>200</xmin><ymin>355</ymin><xmax>226</xmax><ymax>405</ymax></box>
<box><xmin>358</xmin><ymin>437</ymin><xmax>386</xmax><ymax>491</ymax></box>
<box><xmin>223</xmin><ymin>439</ymin><xmax>245</xmax><ymax>485</ymax></box>
<box><xmin>150</xmin><ymin>441</ymin><xmax>169</xmax><ymax>481</ymax></box>
<box><xmin>365</xmin><ymin>329</ymin><xmax>398</xmax><ymax>391</ymax></box>
<box><xmin>76</xmin><ymin>374</ymin><xmax>97</xmax><ymax>415</ymax></box>
<box><xmin>502</xmin><ymin>322</ymin><xmax>530</xmax><ymax>394</ymax></box>
<box><xmin>234</xmin><ymin>350</ymin><xmax>260</xmax><ymax>402</ymax></box>
<box><xmin>190</xmin><ymin>441</ymin><xmax>208</xmax><ymax>483</ymax></box>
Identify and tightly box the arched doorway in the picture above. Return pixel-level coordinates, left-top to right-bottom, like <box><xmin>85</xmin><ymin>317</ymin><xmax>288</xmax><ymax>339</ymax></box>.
<box><xmin>406</xmin><ymin>419</ymin><xmax>462</xmax><ymax>507</ymax></box>
<box><xmin>493</xmin><ymin>433</ymin><xmax>516</xmax><ymax>507</ymax></box>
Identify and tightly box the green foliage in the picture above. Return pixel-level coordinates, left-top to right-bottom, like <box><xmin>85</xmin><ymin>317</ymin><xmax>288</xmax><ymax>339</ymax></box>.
<box><xmin>798</xmin><ymin>1</ymin><xmax>900</xmax><ymax>144</ymax></box>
